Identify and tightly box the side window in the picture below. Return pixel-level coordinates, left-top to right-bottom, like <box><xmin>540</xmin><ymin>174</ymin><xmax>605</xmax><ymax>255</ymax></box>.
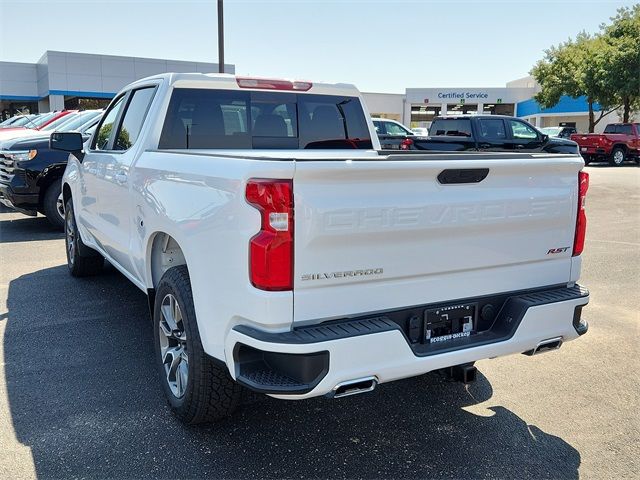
<box><xmin>93</xmin><ymin>96</ymin><xmax>125</xmax><ymax>150</ymax></box>
<box><xmin>114</xmin><ymin>87</ymin><xmax>157</xmax><ymax>151</ymax></box>
<box><xmin>384</xmin><ymin>121</ymin><xmax>409</xmax><ymax>136</ymax></box>
<box><xmin>509</xmin><ymin>120</ymin><xmax>538</xmax><ymax>140</ymax></box>
<box><xmin>619</xmin><ymin>124</ymin><xmax>633</xmax><ymax>135</ymax></box>
<box><xmin>478</xmin><ymin>119</ymin><xmax>506</xmax><ymax>140</ymax></box>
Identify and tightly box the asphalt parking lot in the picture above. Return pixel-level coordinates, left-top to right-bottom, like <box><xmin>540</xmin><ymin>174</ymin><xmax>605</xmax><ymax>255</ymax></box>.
<box><xmin>0</xmin><ymin>164</ymin><xmax>638</xmax><ymax>479</ymax></box>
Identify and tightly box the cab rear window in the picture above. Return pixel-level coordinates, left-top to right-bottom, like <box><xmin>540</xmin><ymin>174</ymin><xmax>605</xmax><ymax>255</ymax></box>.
<box><xmin>158</xmin><ymin>88</ymin><xmax>372</xmax><ymax>150</ymax></box>
<box><xmin>429</xmin><ymin>118</ymin><xmax>472</xmax><ymax>137</ymax></box>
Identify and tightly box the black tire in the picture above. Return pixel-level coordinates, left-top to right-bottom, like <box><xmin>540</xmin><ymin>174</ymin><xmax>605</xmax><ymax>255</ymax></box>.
<box><xmin>64</xmin><ymin>199</ymin><xmax>104</xmax><ymax>277</ymax></box>
<box><xmin>42</xmin><ymin>181</ymin><xmax>65</xmax><ymax>231</ymax></box>
<box><xmin>610</xmin><ymin>147</ymin><xmax>626</xmax><ymax>166</ymax></box>
<box><xmin>153</xmin><ymin>265</ymin><xmax>242</xmax><ymax>424</ymax></box>
<box><xmin>583</xmin><ymin>156</ymin><xmax>591</xmax><ymax>165</ymax></box>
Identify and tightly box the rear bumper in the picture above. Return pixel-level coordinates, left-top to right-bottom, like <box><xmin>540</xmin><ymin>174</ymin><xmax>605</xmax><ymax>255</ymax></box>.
<box><xmin>225</xmin><ymin>284</ymin><xmax>589</xmax><ymax>399</ymax></box>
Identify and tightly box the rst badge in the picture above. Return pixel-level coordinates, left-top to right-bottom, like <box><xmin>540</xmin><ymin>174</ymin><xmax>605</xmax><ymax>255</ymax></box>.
<box><xmin>547</xmin><ymin>247</ymin><xmax>570</xmax><ymax>254</ymax></box>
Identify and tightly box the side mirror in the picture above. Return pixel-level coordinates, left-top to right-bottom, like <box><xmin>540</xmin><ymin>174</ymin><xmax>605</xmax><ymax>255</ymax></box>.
<box><xmin>50</xmin><ymin>131</ymin><xmax>84</xmax><ymax>152</ymax></box>
<box><xmin>541</xmin><ymin>133</ymin><xmax>549</xmax><ymax>143</ymax></box>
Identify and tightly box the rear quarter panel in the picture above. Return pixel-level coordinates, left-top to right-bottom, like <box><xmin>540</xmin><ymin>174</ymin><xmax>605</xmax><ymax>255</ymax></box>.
<box><xmin>130</xmin><ymin>151</ymin><xmax>295</xmax><ymax>360</ymax></box>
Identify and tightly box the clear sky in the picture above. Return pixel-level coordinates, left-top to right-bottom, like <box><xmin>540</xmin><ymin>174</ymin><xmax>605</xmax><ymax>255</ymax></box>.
<box><xmin>0</xmin><ymin>0</ymin><xmax>636</xmax><ymax>92</ymax></box>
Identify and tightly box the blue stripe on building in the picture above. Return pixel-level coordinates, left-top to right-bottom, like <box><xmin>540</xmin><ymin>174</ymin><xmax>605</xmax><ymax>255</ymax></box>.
<box><xmin>517</xmin><ymin>95</ymin><xmax>601</xmax><ymax>117</ymax></box>
<box><xmin>0</xmin><ymin>95</ymin><xmax>41</xmax><ymax>101</ymax></box>
<box><xmin>48</xmin><ymin>90</ymin><xmax>116</xmax><ymax>99</ymax></box>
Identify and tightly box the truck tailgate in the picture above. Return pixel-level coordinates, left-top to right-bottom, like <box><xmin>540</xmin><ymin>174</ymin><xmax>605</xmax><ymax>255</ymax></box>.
<box><xmin>573</xmin><ymin>134</ymin><xmax>604</xmax><ymax>147</ymax></box>
<box><xmin>293</xmin><ymin>154</ymin><xmax>582</xmax><ymax>323</ymax></box>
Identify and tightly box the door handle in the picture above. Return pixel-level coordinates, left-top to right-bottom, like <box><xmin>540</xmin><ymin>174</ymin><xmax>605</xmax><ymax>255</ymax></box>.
<box><xmin>438</xmin><ymin>168</ymin><xmax>489</xmax><ymax>184</ymax></box>
<box><xmin>115</xmin><ymin>172</ymin><xmax>128</xmax><ymax>184</ymax></box>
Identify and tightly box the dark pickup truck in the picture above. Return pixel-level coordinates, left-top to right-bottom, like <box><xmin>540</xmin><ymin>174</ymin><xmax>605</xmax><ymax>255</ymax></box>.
<box><xmin>0</xmin><ymin>110</ymin><xmax>102</xmax><ymax>229</ymax></box>
<box><xmin>379</xmin><ymin>115</ymin><xmax>579</xmax><ymax>154</ymax></box>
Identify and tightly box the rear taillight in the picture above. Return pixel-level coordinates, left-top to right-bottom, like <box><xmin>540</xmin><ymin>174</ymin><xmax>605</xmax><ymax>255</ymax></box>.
<box><xmin>246</xmin><ymin>179</ymin><xmax>293</xmax><ymax>291</ymax></box>
<box><xmin>573</xmin><ymin>171</ymin><xmax>589</xmax><ymax>256</ymax></box>
<box><xmin>400</xmin><ymin>138</ymin><xmax>414</xmax><ymax>150</ymax></box>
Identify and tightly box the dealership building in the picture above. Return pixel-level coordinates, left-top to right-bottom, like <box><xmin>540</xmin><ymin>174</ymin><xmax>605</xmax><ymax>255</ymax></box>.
<box><xmin>364</xmin><ymin>76</ymin><xmax>629</xmax><ymax>134</ymax></box>
<box><xmin>0</xmin><ymin>50</ymin><xmax>630</xmax><ymax>133</ymax></box>
<box><xmin>0</xmin><ymin>50</ymin><xmax>233</xmax><ymax>118</ymax></box>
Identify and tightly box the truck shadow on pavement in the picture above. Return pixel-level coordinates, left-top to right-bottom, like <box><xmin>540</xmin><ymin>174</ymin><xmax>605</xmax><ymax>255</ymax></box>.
<box><xmin>4</xmin><ymin>264</ymin><xmax>581</xmax><ymax>479</ymax></box>
<box><xmin>0</xmin><ymin>207</ymin><xmax>63</xmax><ymax>243</ymax></box>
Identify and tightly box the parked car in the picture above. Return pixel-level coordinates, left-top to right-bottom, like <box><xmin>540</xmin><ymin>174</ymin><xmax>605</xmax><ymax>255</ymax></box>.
<box><xmin>53</xmin><ymin>74</ymin><xmax>589</xmax><ymax>424</ymax></box>
<box><xmin>411</xmin><ymin>127</ymin><xmax>430</xmax><ymax>136</ymax></box>
<box><xmin>540</xmin><ymin>126</ymin><xmax>578</xmax><ymax>139</ymax></box>
<box><xmin>0</xmin><ymin>114</ymin><xmax>39</xmax><ymax>128</ymax></box>
<box><xmin>372</xmin><ymin>117</ymin><xmax>416</xmax><ymax>149</ymax></box>
<box><xmin>0</xmin><ymin>110</ymin><xmax>102</xmax><ymax>229</ymax></box>
<box><xmin>407</xmin><ymin>115</ymin><xmax>580</xmax><ymax>154</ymax></box>
<box><xmin>570</xmin><ymin>123</ymin><xmax>640</xmax><ymax>166</ymax></box>
<box><xmin>0</xmin><ymin>111</ymin><xmax>77</xmax><ymax>142</ymax></box>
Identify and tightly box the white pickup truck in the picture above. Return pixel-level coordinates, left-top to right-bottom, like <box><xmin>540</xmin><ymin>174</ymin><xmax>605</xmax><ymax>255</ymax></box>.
<box><xmin>52</xmin><ymin>73</ymin><xmax>590</xmax><ymax>424</ymax></box>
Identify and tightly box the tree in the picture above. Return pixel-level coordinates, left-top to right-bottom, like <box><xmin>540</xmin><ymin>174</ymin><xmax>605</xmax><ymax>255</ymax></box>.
<box><xmin>531</xmin><ymin>33</ymin><xmax>620</xmax><ymax>132</ymax></box>
<box><xmin>600</xmin><ymin>5</ymin><xmax>640</xmax><ymax>122</ymax></box>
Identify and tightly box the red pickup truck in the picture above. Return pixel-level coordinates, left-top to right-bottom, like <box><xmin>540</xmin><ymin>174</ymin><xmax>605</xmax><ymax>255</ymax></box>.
<box><xmin>571</xmin><ymin>123</ymin><xmax>640</xmax><ymax>166</ymax></box>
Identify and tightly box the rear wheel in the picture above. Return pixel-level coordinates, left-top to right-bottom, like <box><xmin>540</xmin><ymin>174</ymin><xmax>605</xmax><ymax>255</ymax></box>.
<box><xmin>43</xmin><ymin>182</ymin><xmax>65</xmax><ymax>231</ymax></box>
<box><xmin>65</xmin><ymin>199</ymin><xmax>104</xmax><ymax>277</ymax></box>
<box><xmin>610</xmin><ymin>147</ymin><xmax>626</xmax><ymax>166</ymax></box>
<box><xmin>153</xmin><ymin>265</ymin><xmax>242</xmax><ymax>424</ymax></box>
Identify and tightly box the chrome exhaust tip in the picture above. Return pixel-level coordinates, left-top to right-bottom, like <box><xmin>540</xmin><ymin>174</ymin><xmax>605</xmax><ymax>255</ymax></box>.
<box><xmin>523</xmin><ymin>337</ymin><xmax>563</xmax><ymax>356</ymax></box>
<box><xmin>331</xmin><ymin>376</ymin><xmax>378</xmax><ymax>398</ymax></box>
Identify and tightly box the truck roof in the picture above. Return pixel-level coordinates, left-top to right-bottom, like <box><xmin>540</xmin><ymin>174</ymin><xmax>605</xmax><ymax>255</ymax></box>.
<box><xmin>128</xmin><ymin>72</ymin><xmax>362</xmax><ymax>97</ymax></box>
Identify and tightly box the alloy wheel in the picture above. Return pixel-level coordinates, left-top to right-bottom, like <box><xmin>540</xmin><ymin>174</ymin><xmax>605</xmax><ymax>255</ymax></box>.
<box><xmin>613</xmin><ymin>150</ymin><xmax>625</xmax><ymax>165</ymax></box>
<box><xmin>65</xmin><ymin>210</ymin><xmax>75</xmax><ymax>265</ymax></box>
<box><xmin>158</xmin><ymin>293</ymin><xmax>189</xmax><ymax>398</ymax></box>
<box><xmin>56</xmin><ymin>192</ymin><xmax>65</xmax><ymax>220</ymax></box>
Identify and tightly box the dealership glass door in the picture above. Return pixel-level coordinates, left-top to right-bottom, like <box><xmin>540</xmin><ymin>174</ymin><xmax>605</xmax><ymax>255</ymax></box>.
<box><xmin>410</xmin><ymin>105</ymin><xmax>441</xmax><ymax>128</ymax></box>
<box><xmin>447</xmin><ymin>103</ymin><xmax>478</xmax><ymax>115</ymax></box>
<box><xmin>482</xmin><ymin>104</ymin><xmax>515</xmax><ymax>115</ymax></box>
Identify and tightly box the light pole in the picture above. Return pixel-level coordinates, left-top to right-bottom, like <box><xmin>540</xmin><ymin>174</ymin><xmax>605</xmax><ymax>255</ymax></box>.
<box><xmin>217</xmin><ymin>0</ymin><xmax>224</xmax><ymax>73</ymax></box>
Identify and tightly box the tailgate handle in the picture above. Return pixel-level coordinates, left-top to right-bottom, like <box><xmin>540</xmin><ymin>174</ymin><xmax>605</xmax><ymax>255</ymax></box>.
<box><xmin>437</xmin><ymin>168</ymin><xmax>489</xmax><ymax>184</ymax></box>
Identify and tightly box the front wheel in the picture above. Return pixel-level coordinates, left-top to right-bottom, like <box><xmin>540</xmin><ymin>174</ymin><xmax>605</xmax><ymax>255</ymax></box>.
<box><xmin>43</xmin><ymin>181</ymin><xmax>65</xmax><ymax>231</ymax></box>
<box><xmin>610</xmin><ymin>147</ymin><xmax>626</xmax><ymax>166</ymax></box>
<box><xmin>153</xmin><ymin>265</ymin><xmax>242</xmax><ymax>424</ymax></box>
<box><xmin>65</xmin><ymin>199</ymin><xmax>104</xmax><ymax>277</ymax></box>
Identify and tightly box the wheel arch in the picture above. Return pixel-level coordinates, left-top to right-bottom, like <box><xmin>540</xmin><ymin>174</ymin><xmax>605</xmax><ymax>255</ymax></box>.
<box><xmin>62</xmin><ymin>181</ymin><xmax>72</xmax><ymax>207</ymax></box>
<box><xmin>147</xmin><ymin>231</ymin><xmax>189</xmax><ymax>289</ymax></box>
<box><xmin>611</xmin><ymin>143</ymin><xmax>628</xmax><ymax>153</ymax></box>
<box><xmin>37</xmin><ymin>166</ymin><xmax>66</xmax><ymax>209</ymax></box>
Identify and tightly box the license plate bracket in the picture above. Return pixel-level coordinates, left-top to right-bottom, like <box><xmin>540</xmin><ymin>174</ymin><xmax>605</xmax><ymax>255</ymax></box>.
<box><xmin>424</xmin><ymin>303</ymin><xmax>476</xmax><ymax>344</ymax></box>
